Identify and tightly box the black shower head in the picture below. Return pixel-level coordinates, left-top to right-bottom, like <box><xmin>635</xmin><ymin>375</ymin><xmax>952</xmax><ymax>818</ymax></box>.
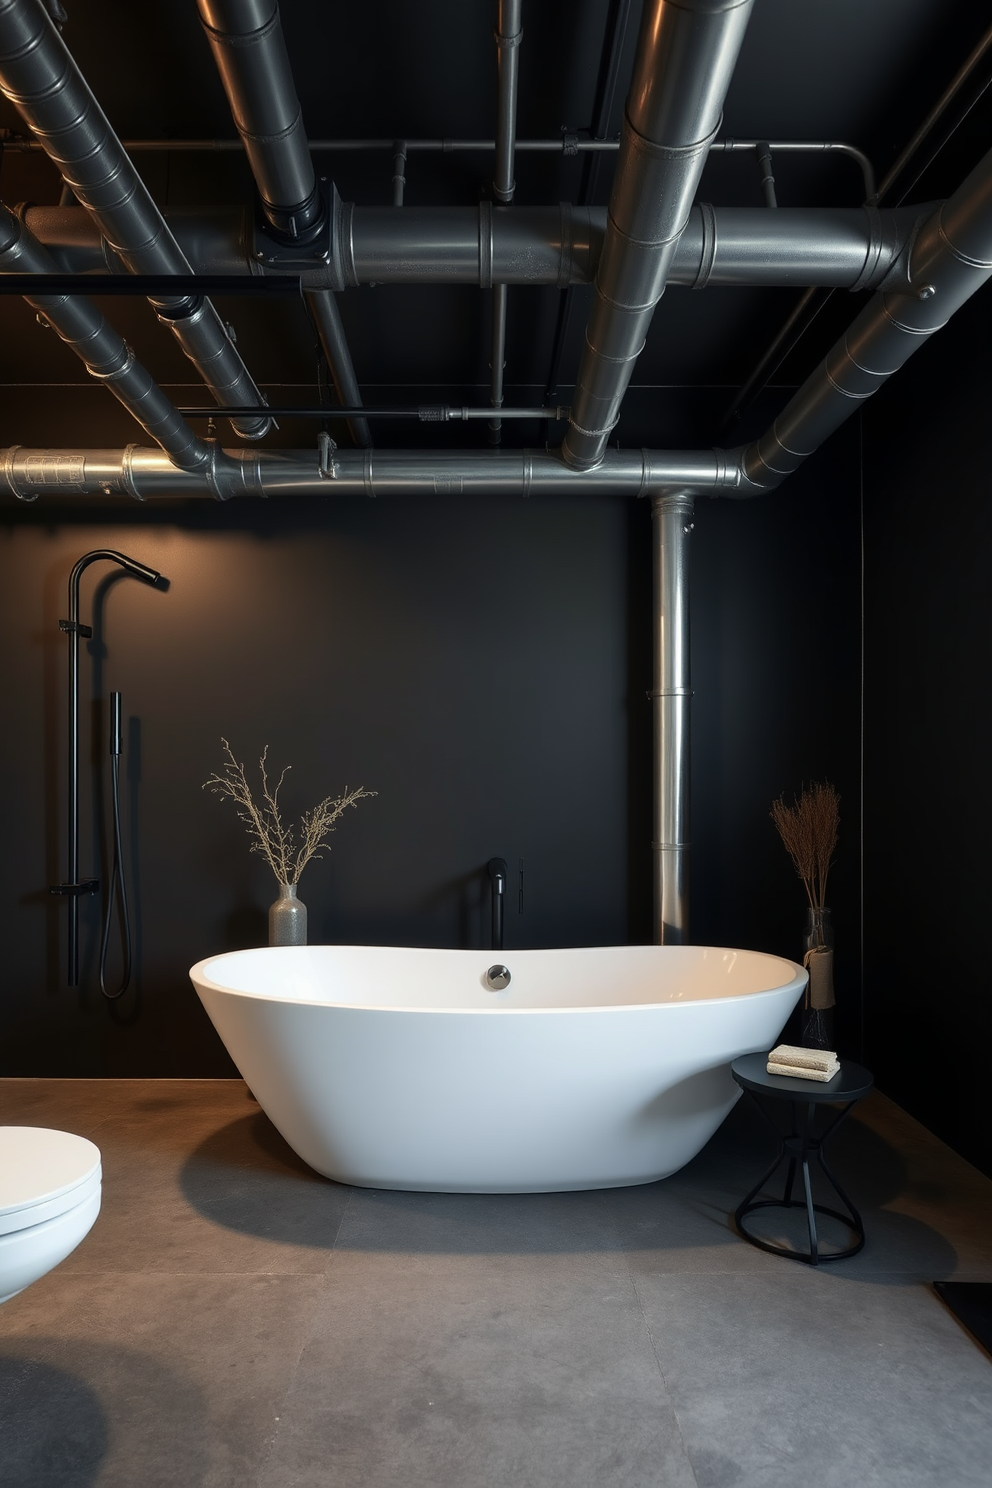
<box><xmin>119</xmin><ymin>555</ymin><xmax>164</xmax><ymax>586</ymax></box>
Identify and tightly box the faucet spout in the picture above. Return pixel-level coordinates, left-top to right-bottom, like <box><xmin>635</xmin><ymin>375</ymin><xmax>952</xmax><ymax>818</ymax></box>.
<box><xmin>487</xmin><ymin>857</ymin><xmax>508</xmax><ymax>951</ymax></box>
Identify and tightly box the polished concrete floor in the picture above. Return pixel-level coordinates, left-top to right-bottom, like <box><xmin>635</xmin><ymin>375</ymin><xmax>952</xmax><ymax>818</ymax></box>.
<box><xmin>2</xmin><ymin>1078</ymin><xmax>991</xmax><ymax>1488</ymax></box>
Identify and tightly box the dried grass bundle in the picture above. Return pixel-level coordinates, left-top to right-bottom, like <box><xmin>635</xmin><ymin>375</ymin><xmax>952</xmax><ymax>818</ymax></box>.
<box><xmin>204</xmin><ymin>739</ymin><xmax>376</xmax><ymax>886</ymax></box>
<box><xmin>770</xmin><ymin>781</ymin><xmax>839</xmax><ymax>908</ymax></box>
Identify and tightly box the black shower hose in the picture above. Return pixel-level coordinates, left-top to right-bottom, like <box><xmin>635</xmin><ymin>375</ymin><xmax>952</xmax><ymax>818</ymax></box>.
<box><xmin>99</xmin><ymin>691</ymin><xmax>132</xmax><ymax>1000</ymax></box>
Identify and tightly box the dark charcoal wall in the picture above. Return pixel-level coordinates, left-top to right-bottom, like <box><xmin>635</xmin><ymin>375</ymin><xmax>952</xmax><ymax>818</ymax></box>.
<box><xmin>863</xmin><ymin>277</ymin><xmax>992</xmax><ymax>1179</ymax></box>
<box><xmin>0</xmin><ymin>402</ymin><xmax>864</xmax><ymax>1077</ymax></box>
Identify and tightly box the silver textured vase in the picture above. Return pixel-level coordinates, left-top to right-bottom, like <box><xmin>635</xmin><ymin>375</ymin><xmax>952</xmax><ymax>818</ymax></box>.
<box><xmin>269</xmin><ymin>881</ymin><xmax>307</xmax><ymax>946</ymax></box>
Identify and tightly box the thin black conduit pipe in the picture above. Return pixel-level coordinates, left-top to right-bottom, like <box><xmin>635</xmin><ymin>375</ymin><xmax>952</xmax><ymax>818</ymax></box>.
<box><xmin>99</xmin><ymin>690</ymin><xmax>131</xmax><ymax>1000</ymax></box>
<box><xmin>53</xmin><ymin>550</ymin><xmax>163</xmax><ymax>987</ymax></box>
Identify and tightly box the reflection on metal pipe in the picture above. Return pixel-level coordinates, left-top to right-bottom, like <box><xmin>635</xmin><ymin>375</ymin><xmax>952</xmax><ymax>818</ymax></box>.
<box><xmin>563</xmin><ymin>0</ymin><xmax>756</xmax><ymax>470</ymax></box>
<box><xmin>651</xmin><ymin>495</ymin><xmax>693</xmax><ymax>945</ymax></box>
<box><xmin>0</xmin><ymin>0</ymin><xmax>272</xmax><ymax>440</ymax></box>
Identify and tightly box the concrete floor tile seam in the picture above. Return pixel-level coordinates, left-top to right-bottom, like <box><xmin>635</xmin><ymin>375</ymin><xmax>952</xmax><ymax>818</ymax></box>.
<box><xmin>624</xmin><ymin>1269</ymin><xmax>699</xmax><ymax>1484</ymax></box>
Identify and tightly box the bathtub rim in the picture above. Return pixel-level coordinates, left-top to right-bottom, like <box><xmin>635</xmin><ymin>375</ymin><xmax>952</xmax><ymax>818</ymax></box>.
<box><xmin>189</xmin><ymin>942</ymin><xmax>808</xmax><ymax>1017</ymax></box>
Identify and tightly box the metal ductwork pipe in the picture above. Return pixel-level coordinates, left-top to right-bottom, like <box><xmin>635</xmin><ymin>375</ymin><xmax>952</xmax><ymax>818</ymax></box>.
<box><xmin>23</xmin><ymin>201</ymin><xmax>921</xmax><ymax>292</ymax></box>
<box><xmin>195</xmin><ymin>0</ymin><xmax>371</xmax><ymax>448</ymax></box>
<box><xmin>0</xmin><ymin>202</ymin><xmax>212</xmax><ymax>471</ymax></box>
<box><xmin>651</xmin><ymin>494</ymin><xmax>693</xmax><ymax>944</ymax></box>
<box><xmin>737</xmin><ymin>142</ymin><xmax>992</xmax><ymax>493</ymax></box>
<box><xmin>0</xmin><ymin>445</ymin><xmax>741</xmax><ymax>502</ymax></box>
<box><xmin>0</xmin><ymin>0</ymin><xmax>272</xmax><ymax>440</ymax></box>
<box><xmin>563</xmin><ymin>0</ymin><xmax>755</xmax><ymax>470</ymax></box>
<box><xmin>196</xmin><ymin>0</ymin><xmax>322</xmax><ymax>243</ymax></box>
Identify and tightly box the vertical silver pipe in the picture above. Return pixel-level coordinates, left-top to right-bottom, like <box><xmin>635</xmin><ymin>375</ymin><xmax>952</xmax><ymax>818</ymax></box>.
<box><xmin>563</xmin><ymin>0</ymin><xmax>755</xmax><ymax>470</ymax></box>
<box><xmin>490</xmin><ymin>0</ymin><xmax>523</xmax><ymax>444</ymax></box>
<box><xmin>306</xmin><ymin>290</ymin><xmax>372</xmax><ymax>448</ymax></box>
<box><xmin>493</xmin><ymin>0</ymin><xmax>523</xmax><ymax>203</ymax></box>
<box><xmin>651</xmin><ymin>494</ymin><xmax>693</xmax><ymax>944</ymax></box>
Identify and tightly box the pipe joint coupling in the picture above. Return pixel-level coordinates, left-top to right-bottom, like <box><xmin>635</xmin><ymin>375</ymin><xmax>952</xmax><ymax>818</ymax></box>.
<box><xmin>153</xmin><ymin>294</ymin><xmax>205</xmax><ymax>323</ymax></box>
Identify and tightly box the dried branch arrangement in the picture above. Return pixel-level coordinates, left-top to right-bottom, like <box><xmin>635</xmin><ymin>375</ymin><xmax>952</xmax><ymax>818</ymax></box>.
<box><xmin>204</xmin><ymin>739</ymin><xmax>376</xmax><ymax>886</ymax></box>
<box><xmin>770</xmin><ymin>781</ymin><xmax>840</xmax><ymax>909</ymax></box>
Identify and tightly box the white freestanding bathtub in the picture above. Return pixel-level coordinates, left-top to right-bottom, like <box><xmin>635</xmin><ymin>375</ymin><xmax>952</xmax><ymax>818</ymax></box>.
<box><xmin>189</xmin><ymin>944</ymin><xmax>805</xmax><ymax>1193</ymax></box>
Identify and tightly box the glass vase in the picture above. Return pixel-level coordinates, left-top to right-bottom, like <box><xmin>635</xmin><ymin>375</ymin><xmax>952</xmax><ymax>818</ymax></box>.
<box><xmin>801</xmin><ymin>904</ymin><xmax>835</xmax><ymax>1050</ymax></box>
<box><xmin>269</xmin><ymin>881</ymin><xmax>307</xmax><ymax>946</ymax></box>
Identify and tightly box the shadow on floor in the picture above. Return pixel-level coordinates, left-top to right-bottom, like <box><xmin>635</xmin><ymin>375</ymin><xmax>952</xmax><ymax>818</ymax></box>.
<box><xmin>175</xmin><ymin>1095</ymin><xmax>962</xmax><ymax>1273</ymax></box>
<box><xmin>180</xmin><ymin>1111</ymin><xmax>348</xmax><ymax>1248</ymax></box>
<box><xmin>1</xmin><ymin>1356</ymin><xmax>107</xmax><ymax>1488</ymax></box>
<box><xmin>1</xmin><ymin>1341</ymin><xmax>210</xmax><ymax>1488</ymax></box>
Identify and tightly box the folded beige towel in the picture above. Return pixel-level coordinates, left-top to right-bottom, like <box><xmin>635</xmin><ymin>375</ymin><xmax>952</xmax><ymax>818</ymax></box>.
<box><xmin>767</xmin><ymin>1059</ymin><xmax>840</xmax><ymax>1083</ymax></box>
<box><xmin>768</xmin><ymin>1043</ymin><xmax>838</xmax><ymax>1073</ymax></box>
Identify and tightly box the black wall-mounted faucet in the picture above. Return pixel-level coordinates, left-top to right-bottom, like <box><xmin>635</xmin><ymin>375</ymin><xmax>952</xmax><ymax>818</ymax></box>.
<box><xmin>487</xmin><ymin>857</ymin><xmax>507</xmax><ymax>952</ymax></box>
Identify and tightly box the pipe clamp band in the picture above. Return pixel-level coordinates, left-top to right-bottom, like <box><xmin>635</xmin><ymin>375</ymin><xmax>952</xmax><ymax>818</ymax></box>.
<box><xmin>363</xmin><ymin>447</ymin><xmax>377</xmax><ymax>498</ymax></box>
<box><xmin>89</xmin><ymin>345</ymin><xmax>136</xmax><ymax>383</ymax></box>
<box><xmin>692</xmin><ymin>202</ymin><xmax>718</xmax><ymax>289</ymax></box>
<box><xmin>478</xmin><ymin>201</ymin><xmax>493</xmax><ymax>288</ymax></box>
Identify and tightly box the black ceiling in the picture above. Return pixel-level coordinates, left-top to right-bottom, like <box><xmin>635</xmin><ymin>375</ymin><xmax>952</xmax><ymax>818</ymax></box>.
<box><xmin>1</xmin><ymin>0</ymin><xmax>990</xmax><ymax>455</ymax></box>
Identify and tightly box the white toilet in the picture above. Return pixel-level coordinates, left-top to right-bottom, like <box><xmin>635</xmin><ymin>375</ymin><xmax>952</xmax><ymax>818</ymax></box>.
<box><xmin>0</xmin><ymin>1127</ymin><xmax>102</xmax><ymax>1304</ymax></box>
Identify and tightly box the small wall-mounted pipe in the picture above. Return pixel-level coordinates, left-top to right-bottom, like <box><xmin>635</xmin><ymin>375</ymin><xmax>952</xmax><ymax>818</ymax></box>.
<box><xmin>755</xmin><ymin>141</ymin><xmax>777</xmax><ymax>208</ymax></box>
<box><xmin>0</xmin><ymin>0</ymin><xmax>272</xmax><ymax>440</ymax></box>
<box><xmin>391</xmin><ymin>141</ymin><xmax>408</xmax><ymax>206</ymax></box>
<box><xmin>651</xmin><ymin>494</ymin><xmax>693</xmax><ymax>944</ymax></box>
<box><xmin>563</xmin><ymin>0</ymin><xmax>756</xmax><ymax>470</ymax></box>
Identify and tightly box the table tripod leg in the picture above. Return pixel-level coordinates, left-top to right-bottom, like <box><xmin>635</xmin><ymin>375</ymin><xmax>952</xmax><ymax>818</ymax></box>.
<box><xmin>801</xmin><ymin>1102</ymin><xmax>819</xmax><ymax>1265</ymax></box>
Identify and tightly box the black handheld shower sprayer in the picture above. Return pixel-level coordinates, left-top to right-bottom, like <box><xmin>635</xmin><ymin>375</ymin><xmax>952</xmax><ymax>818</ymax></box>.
<box><xmin>50</xmin><ymin>550</ymin><xmax>166</xmax><ymax>989</ymax></box>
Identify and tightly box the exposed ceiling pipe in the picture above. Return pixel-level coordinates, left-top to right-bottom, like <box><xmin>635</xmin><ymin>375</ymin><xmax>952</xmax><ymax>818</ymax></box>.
<box><xmin>489</xmin><ymin>0</ymin><xmax>523</xmax><ymax>445</ymax></box>
<box><xmin>722</xmin><ymin>18</ymin><xmax>992</xmax><ymax>434</ymax></box>
<box><xmin>0</xmin><ymin>446</ymin><xmax>739</xmax><ymax>503</ymax></box>
<box><xmin>195</xmin><ymin>0</ymin><xmax>371</xmax><ymax>449</ymax></box>
<box><xmin>735</xmin><ymin>141</ymin><xmax>992</xmax><ymax>494</ymax></box>
<box><xmin>0</xmin><ymin>131</ymin><xmax>876</xmax><ymax>196</ymax></box>
<box><xmin>25</xmin><ymin>202</ymin><xmax>921</xmax><ymax>292</ymax></box>
<box><xmin>544</xmin><ymin>0</ymin><xmax>634</xmax><ymax>427</ymax></box>
<box><xmin>562</xmin><ymin>0</ymin><xmax>755</xmax><ymax>470</ymax></box>
<box><xmin>0</xmin><ymin>202</ymin><xmax>212</xmax><ymax>472</ymax></box>
<box><xmin>9</xmin><ymin>124</ymin><xmax>991</xmax><ymax>507</ymax></box>
<box><xmin>0</xmin><ymin>0</ymin><xmax>273</xmax><ymax>442</ymax></box>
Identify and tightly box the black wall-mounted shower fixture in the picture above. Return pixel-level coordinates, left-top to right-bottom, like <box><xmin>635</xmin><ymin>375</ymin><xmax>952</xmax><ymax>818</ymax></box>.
<box><xmin>50</xmin><ymin>550</ymin><xmax>166</xmax><ymax>988</ymax></box>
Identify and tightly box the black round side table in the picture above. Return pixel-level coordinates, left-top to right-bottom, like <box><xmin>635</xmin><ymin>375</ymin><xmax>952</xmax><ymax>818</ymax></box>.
<box><xmin>731</xmin><ymin>1052</ymin><xmax>874</xmax><ymax>1266</ymax></box>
